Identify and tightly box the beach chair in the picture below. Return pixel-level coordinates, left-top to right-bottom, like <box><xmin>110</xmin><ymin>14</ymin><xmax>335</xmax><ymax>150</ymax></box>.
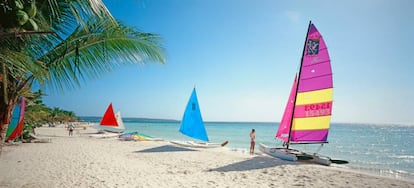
<box><xmin>29</xmin><ymin>133</ymin><xmax>52</xmax><ymax>143</ymax></box>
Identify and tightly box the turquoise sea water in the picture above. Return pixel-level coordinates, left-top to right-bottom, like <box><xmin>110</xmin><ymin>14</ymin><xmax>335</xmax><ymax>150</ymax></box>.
<box><xmin>81</xmin><ymin>117</ymin><xmax>414</xmax><ymax>180</ymax></box>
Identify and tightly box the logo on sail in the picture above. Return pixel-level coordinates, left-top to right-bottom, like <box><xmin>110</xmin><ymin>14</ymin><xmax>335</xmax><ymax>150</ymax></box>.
<box><xmin>306</xmin><ymin>38</ymin><xmax>320</xmax><ymax>55</ymax></box>
<box><xmin>304</xmin><ymin>102</ymin><xmax>332</xmax><ymax>117</ymax></box>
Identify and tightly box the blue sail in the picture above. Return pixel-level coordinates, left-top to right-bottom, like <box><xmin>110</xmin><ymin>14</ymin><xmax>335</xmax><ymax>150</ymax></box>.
<box><xmin>179</xmin><ymin>88</ymin><xmax>209</xmax><ymax>142</ymax></box>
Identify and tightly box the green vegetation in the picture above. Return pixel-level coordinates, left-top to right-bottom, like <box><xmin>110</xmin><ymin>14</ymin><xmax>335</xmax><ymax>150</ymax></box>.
<box><xmin>0</xmin><ymin>0</ymin><xmax>165</xmax><ymax>143</ymax></box>
<box><xmin>19</xmin><ymin>89</ymin><xmax>79</xmax><ymax>140</ymax></box>
<box><xmin>24</xmin><ymin>90</ymin><xmax>78</xmax><ymax>128</ymax></box>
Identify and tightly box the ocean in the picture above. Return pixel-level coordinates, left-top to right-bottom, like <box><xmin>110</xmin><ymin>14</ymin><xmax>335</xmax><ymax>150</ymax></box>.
<box><xmin>80</xmin><ymin>117</ymin><xmax>414</xmax><ymax>180</ymax></box>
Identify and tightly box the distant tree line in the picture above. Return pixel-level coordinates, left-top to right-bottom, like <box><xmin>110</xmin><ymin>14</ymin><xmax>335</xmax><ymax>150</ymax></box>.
<box><xmin>24</xmin><ymin>90</ymin><xmax>78</xmax><ymax>129</ymax></box>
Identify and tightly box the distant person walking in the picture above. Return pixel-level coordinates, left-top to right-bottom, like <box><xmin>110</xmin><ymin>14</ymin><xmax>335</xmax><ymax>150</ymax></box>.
<box><xmin>250</xmin><ymin>129</ymin><xmax>256</xmax><ymax>155</ymax></box>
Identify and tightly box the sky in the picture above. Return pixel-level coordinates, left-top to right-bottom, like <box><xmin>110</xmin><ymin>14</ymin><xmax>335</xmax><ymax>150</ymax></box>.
<box><xmin>43</xmin><ymin>0</ymin><xmax>414</xmax><ymax>124</ymax></box>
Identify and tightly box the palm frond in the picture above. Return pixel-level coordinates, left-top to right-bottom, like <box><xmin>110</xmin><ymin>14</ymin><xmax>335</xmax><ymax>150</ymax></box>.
<box><xmin>44</xmin><ymin>0</ymin><xmax>116</xmax><ymax>32</ymax></box>
<box><xmin>37</xmin><ymin>18</ymin><xmax>165</xmax><ymax>91</ymax></box>
<box><xmin>0</xmin><ymin>49</ymin><xmax>48</xmax><ymax>102</ymax></box>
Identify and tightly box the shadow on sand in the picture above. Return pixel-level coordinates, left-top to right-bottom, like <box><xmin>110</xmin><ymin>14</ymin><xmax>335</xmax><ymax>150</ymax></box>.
<box><xmin>135</xmin><ymin>145</ymin><xmax>197</xmax><ymax>153</ymax></box>
<box><xmin>210</xmin><ymin>155</ymin><xmax>298</xmax><ymax>172</ymax></box>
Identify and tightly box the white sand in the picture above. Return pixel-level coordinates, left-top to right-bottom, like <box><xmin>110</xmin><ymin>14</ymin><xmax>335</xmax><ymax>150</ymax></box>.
<box><xmin>0</xmin><ymin>126</ymin><xmax>413</xmax><ymax>188</ymax></box>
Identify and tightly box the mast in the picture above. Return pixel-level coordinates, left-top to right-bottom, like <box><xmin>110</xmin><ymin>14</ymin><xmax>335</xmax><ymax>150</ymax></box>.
<box><xmin>286</xmin><ymin>21</ymin><xmax>312</xmax><ymax>149</ymax></box>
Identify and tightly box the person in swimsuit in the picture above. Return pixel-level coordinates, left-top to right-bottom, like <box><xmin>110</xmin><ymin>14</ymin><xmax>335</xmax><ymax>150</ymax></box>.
<box><xmin>68</xmin><ymin>123</ymin><xmax>74</xmax><ymax>136</ymax></box>
<box><xmin>250</xmin><ymin>129</ymin><xmax>256</xmax><ymax>155</ymax></box>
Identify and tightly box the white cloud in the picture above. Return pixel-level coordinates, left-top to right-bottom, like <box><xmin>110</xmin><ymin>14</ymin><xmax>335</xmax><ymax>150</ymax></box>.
<box><xmin>285</xmin><ymin>10</ymin><xmax>300</xmax><ymax>23</ymax></box>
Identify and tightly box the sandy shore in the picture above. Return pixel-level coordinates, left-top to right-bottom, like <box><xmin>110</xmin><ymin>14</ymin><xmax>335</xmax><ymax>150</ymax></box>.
<box><xmin>0</xmin><ymin>126</ymin><xmax>413</xmax><ymax>188</ymax></box>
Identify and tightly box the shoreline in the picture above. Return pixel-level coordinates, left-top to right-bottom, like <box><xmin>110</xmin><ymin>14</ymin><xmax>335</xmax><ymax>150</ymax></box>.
<box><xmin>1</xmin><ymin>126</ymin><xmax>413</xmax><ymax>187</ymax></box>
<box><xmin>333</xmin><ymin>163</ymin><xmax>414</xmax><ymax>182</ymax></box>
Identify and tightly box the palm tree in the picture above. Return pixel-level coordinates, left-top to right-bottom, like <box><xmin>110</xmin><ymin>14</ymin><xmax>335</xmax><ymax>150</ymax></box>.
<box><xmin>24</xmin><ymin>89</ymin><xmax>78</xmax><ymax>127</ymax></box>
<box><xmin>24</xmin><ymin>90</ymin><xmax>50</xmax><ymax>127</ymax></box>
<box><xmin>0</xmin><ymin>0</ymin><xmax>165</xmax><ymax>142</ymax></box>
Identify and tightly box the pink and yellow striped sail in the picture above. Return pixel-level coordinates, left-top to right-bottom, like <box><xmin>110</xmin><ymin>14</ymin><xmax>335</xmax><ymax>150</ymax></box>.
<box><xmin>276</xmin><ymin>23</ymin><xmax>333</xmax><ymax>144</ymax></box>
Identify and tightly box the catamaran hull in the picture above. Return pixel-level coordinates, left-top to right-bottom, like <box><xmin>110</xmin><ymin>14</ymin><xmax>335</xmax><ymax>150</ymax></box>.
<box><xmin>301</xmin><ymin>155</ymin><xmax>332</xmax><ymax>166</ymax></box>
<box><xmin>259</xmin><ymin>143</ymin><xmax>331</xmax><ymax>166</ymax></box>
<box><xmin>170</xmin><ymin>140</ymin><xmax>225</xmax><ymax>148</ymax></box>
<box><xmin>259</xmin><ymin>143</ymin><xmax>298</xmax><ymax>161</ymax></box>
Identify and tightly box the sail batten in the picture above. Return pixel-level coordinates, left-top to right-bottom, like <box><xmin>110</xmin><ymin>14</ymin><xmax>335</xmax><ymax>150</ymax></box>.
<box><xmin>276</xmin><ymin>21</ymin><xmax>333</xmax><ymax>144</ymax></box>
<box><xmin>302</xmin><ymin>61</ymin><xmax>330</xmax><ymax>68</ymax></box>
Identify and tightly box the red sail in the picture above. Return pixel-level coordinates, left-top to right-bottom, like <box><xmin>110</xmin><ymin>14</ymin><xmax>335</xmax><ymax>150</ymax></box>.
<box><xmin>276</xmin><ymin>76</ymin><xmax>297</xmax><ymax>142</ymax></box>
<box><xmin>99</xmin><ymin>103</ymin><xmax>118</xmax><ymax>127</ymax></box>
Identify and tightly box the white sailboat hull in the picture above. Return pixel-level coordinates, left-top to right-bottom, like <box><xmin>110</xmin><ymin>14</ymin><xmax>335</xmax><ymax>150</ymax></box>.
<box><xmin>259</xmin><ymin>143</ymin><xmax>331</xmax><ymax>166</ymax></box>
<box><xmin>89</xmin><ymin>132</ymin><xmax>120</xmax><ymax>139</ymax></box>
<box><xmin>259</xmin><ymin>143</ymin><xmax>298</xmax><ymax>161</ymax></box>
<box><xmin>92</xmin><ymin>125</ymin><xmax>124</xmax><ymax>133</ymax></box>
<box><xmin>304</xmin><ymin>155</ymin><xmax>332</xmax><ymax>166</ymax></box>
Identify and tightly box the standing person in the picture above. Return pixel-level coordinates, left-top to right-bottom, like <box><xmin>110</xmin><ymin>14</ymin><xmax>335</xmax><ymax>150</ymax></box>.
<box><xmin>250</xmin><ymin>129</ymin><xmax>256</xmax><ymax>155</ymax></box>
<box><xmin>68</xmin><ymin>123</ymin><xmax>74</xmax><ymax>136</ymax></box>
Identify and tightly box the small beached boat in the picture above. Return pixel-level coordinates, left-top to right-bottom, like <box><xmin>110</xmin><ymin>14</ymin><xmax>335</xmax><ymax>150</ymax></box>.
<box><xmin>119</xmin><ymin>131</ymin><xmax>163</xmax><ymax>141</ymax></box>
<box><xmin>89</xmin><ymin>132</ymin><xmax>120</xmax><ymax>139</ymax></box>
<box><xmin>92</xmin><ymin>103</ymin><xmax>125</xmax><ymax>134</ymax></box>
<box><xmin>171</xmin><ymin>88</ymin><xmax>228</xmax><ymax>148</ymax></box>
<box><xmin>260</xmin><ymin>21</ymin><xmax>343</xmax><ymax>166</ymax></box>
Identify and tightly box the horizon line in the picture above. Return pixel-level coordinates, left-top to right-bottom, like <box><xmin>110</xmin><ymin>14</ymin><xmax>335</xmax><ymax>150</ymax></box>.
<box><xmin>77</xmin><ymin>116</ymin><xmax>413</xmax><ymax>126</ymax></box>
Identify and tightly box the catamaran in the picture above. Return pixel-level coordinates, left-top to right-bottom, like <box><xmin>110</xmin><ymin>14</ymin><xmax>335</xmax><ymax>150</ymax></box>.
<box><xmin>260</xmin><ymin>21</ymin><xmax>335</xmax><ymax>166</ymax></box>
<box><xmin>170</xmin><ymin>88</ymin><xmax>228</xmax><ymax>148</ymax></box>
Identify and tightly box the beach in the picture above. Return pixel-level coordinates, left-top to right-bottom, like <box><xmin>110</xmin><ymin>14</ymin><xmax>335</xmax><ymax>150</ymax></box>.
<box><xmin>0</xmin><ymin>126</ymin><xmax>413</xmax><ymax>188</ymax></box>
